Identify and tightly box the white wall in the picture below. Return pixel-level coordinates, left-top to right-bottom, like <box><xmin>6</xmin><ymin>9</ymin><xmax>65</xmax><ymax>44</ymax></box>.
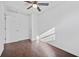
<box><xmin>2</xmin><ymin>1</ymin><xmax>32</xmax><ymax>43</ymax></box>
<box><xmin>5</xmin><ymin>11</ymin><xmax>31</xmax><ymax>43</ymax></box>
<box><xmin>0</xmin><ymin>2</ymin><xmax>5</xmax><ymax>56</ymax></box>
<box><xmin>54</xmin><ymin>2</ymin><xmax>79</xmax><ymax>56</ymax></box>
<box><xmin>37</xmin><ymin>1</ymin><xmax>63</xmax><ymax>35</ymax></box>
<box><xmin>37</xmin><ymin>1</ymin><xmax>79</xmax><ymax>56</ymax></box>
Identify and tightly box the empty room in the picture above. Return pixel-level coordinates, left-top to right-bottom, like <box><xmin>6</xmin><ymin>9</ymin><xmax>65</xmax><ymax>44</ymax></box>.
<box><xmin>0</xmin><ymin>1</ymin><xmax>79</xmax><ymax>57</ymax></box>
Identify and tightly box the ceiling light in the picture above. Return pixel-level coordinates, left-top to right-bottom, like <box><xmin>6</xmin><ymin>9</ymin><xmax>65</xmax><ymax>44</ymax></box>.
<box><xmin>33</xmin><ymin>4</ymin><xmax>37</xmax><ymax>8</ymax></box>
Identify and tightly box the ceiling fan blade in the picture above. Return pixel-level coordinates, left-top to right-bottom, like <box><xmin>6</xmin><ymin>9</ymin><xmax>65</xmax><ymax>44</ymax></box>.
<box><xmin>37</xmin><ymin>7</ymin><xmax>41</xmax><ymax>12</ymax></box>
<box><xmin>27</xmin><ymin>5</ymin><xmax>32</xmax><ymax>9</ymax></box>
<box><xmin>33</xmin><ymin>1</ymin><xmax>37</xmax><ymax>4</ymax></box>
<box><xmin>38</xmin><ymin>3</ymin><xmax>49</xmax><ymax>6</ymax></box>
<box><xmin>24</xmin><ymin>1</ymin><xmax>32</xmax><ymax>3</ymax></box>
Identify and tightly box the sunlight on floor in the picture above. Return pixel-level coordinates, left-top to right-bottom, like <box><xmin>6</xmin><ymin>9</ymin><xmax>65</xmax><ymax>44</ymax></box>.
<box><xmin>31</xmin><ymin>40</ymin><xmax>56</xmax><ymax>57</ymax></box>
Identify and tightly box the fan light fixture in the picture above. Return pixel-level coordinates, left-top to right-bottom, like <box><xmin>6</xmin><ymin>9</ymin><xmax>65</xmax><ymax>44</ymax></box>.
<box><xmin>25</xmin><ymin>1</ymin><xmax>49</xmax><ymax>12</ymax></box>
<box><xmin>33</xmin><ymin>4</ymin><xmax>37</xmax><ymax>8</ymax></box>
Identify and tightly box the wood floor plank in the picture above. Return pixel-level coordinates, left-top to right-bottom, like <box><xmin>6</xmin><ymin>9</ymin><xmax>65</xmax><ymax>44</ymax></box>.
<box><xmin>1</xmin><ymin>39</ymin><xmax>77</xmax><ymax>57</ymax></box>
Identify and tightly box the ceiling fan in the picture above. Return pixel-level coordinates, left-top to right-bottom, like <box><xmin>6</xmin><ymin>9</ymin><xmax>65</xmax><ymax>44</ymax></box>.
<box><xmin>24</xmin><ymin>1</ymin><xmax>49</xmax><ymax>12</ymax></box>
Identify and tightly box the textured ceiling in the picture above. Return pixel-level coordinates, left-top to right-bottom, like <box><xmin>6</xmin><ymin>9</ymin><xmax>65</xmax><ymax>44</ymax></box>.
<box><xmin>4</xmin><ymin>1</ymin><xmax>54</xmax><ymax>15</ymax></box>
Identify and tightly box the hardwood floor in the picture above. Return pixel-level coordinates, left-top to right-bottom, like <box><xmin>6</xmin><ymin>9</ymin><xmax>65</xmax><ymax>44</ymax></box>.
<box><xmin>1</xmin><ymin>39</ymin><xmax>77</xmax><ymax>57</ymax></box>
